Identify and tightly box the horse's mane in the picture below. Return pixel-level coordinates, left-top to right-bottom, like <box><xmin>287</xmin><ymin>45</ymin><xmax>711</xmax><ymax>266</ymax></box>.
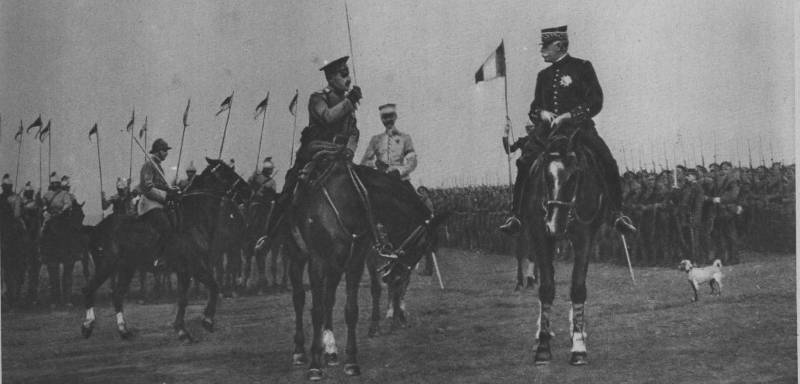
<box><xmin>353</xmin><ymin>165</ymin><xmax>431</xmax><ymax>221</ymax></box>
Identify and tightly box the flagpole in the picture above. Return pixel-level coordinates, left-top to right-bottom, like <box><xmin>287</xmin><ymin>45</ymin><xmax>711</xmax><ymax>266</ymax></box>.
<box><xmin>502</xmin><ymin>39</ymin><xmax>514</xmax><ymax>189</ymax></box>
<box><xmin>290</xmin><ymin>90</ymin><xmax>298</xmax><ymax>167</ymax></box>
<box><xmin>128</xmin><ymin>112</ymin><xmax>134</xmax><ymax>182</ymax></box>
<box><xmin>175</xmin><ymin>99</ymin><xmax>190</xmax><ymax>185</ymax></box>
<box><xmin>48</xmin><ymin>126</ymin><xmax>52</xmax><ymax>181</ymax></box>
<box><xmin>94</xmin><ymin>125</ymin><xmax>105</xmax><ymax>219</ymax></box>
<box><xmin>38</xmin><ymin>139</ymin><xmax>43</xmax><ymax>192</ymax></box>
<box><xmin>218</xmin><ymin>91</ymin><xmax>234</xmax><ymax>159</ymax></box>
<box><xmin>14</xmin><ymin>122</ymin><xmax>23</xmax><ymax>193</ymax></box>
<box><xmin>255</xmin><ymin>92</ymin><xmax>269</xmax><ymax>173</ymax></box>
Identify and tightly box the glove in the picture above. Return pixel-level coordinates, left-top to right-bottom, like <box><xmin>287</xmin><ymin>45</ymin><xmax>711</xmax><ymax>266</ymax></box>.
<box><xmin>347</xmin><ymin>86</ymin><xmax>363</xmax><ymax>104</ymax></box>
<box><xmin>551</xmin><ymin>112</ymin><xmax>572</xmax><ymax>129</ymax></box>
<box><xmin>540</xmin><ymin>110</ymin><xmax>557</xmax><ymax>124</ymax></box>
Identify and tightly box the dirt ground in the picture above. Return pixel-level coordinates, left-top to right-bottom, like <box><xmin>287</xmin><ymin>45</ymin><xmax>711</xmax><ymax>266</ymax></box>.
<box><xmin>2</xmin><ymin>249</ymin><xmax>796</xmax><ymax>384</ymax></box>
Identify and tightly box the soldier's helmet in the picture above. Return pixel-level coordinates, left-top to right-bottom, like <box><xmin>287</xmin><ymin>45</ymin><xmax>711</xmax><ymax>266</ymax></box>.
<box><xmin>61</xmin><ymin>175</ymin><xmax>71</xmax><ymax>188</ymax></box>
<box><xmin>150</xmin><ymin>138</ymin><xmax>172</xmax><ymax>154</ymax></box>
<box><xmin>1</xmin><ymin>173</ymin><xmax>11</xmax><ymax>187</ymax></box>
<box><xmin>49</xmin><ymin>172</ymin><xmax>61</xmax><ymax>187</ymax></box>
<box><xmin>116</xmin><ymin>177</ymin><xmax>129</xmax><ymax>190</ymax></box>
<box><xmin>24</xmin><ymin>181</ymin><xmax>34</xmax><ymax>192</ymax></box>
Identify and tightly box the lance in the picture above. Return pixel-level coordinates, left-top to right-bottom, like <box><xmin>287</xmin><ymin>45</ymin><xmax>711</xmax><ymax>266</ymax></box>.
<box><xmin>290</xmin><ymin>90</ymin><xmax>299</xmax><ymax>167</ymax></box>
<box><xmin>175</xmin><ymin>98</ymin><xmax>190</xmax><ymax>184</ymax></box>
<box><xmin>218</xmin><ymin>91</ymin><xmax>234</xmax><ymax>159</ymax></box>
<box><xmin>758</xmin><ymin>136</ymin><xmax>765</xmax><ymax>167</ymax></box>
<box><xmin>127</xmin><ymin>108</ymin><xmax>135</xmax><ymax>181</ymax></box>
<box><xmin>769</xmin><ymin>141</ymin><xmax>775</xmax><ymax>164</ymax></box>
<box><xmin>700</xmin><ymin>135</ymin><xmax>705</xmax><ymax>168</ymax></box>
<box><xmin>133</xmin><ymin>136</ymin><xmax>168</xmax><ymax>182</ymax></box>
<box><xmin>713</xmin><ymin>136</ymin><xmax>718</xmax><ymax>165</ymax></box>
<box><xmin>620</xmin><ymin>234</ymin><xmax>636</xmax><ymax>285</ymax></box>
<box><xmin>48</xmin><ymin>123</ymin><xmax>52</xmax><ymax>182</ymax></box>
<box><xmin>255</xmin><ymin>91</ymin><xmax>270</xmax><ymax>173</ymax></box>
<box><xmin>38</xmin><ymin>130</ymin><xmax>43</xmax><ymax>192</ymax></box>
<box><xmin>622</xmin><ymin>142</ymin><xmax>629</xmax><ymax>171</ymax></box>
<box><xmin>14</xmin><ymin>120</ymin><xmax>23</xmax><ymax>193</ymax></box>
<box><xmin>748</xmin><ymin>141</ymin><xmax>753</xmax><ymax>169</ymax></box>
<box><xmin>89</xmin><ymin>124</ymin><xmax>104</xmax><ymax>219</ymax></box>
<box><xmin>662</xmin><ymin>142</ymin><xmax>670</xmax><ymax>171</ymax></box>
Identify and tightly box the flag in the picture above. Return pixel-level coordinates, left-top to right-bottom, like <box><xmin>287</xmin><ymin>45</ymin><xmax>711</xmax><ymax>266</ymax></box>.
<box><xmin>254</xmin><ymin>92</ymin><xmax>270</xmax><ymax>119</ymax></box>
<box><xmin>183</xmin><ymin>98</ymin><xmax>191</xmax><ymax>126</ymax></box>
<box><xmin>474</xmin><ymin>41</ymin><xmax>506</xmax><ymax>83</ymax></box>
<box><xmin>139</xmin><ymin>116</ymin><xmax>148</xmax><ymax>139</ymax></box>
<box><xmin>216</xmin><ymin>92</ymin><xmax>233</xmax><ymax>116</ymax></box>
<box><xmin>126</xmin><ymin>109</ymin><xmax>135</xmax><ymax>132</ymax></box>
<box><xmin>289</xmin><ymin>90</ymin><xmax>299</xmax><ymax>116</ymax></box>
<box><xmin>27</xmin><ymin>115</ymin><xmax>43</xmax><ymax>134</ymax></box>
<box><xmin>88</xmin><ymin>123</ymin><xmax>98</xmax><ymax>142</ymax></box>
<box><xmin>38</xmin><ymin>120</ymin><xmax>51</xmax><ymax>142</ymax></box>
<box><xmin>14</xmin><ymin>120</ymin><xmax>23</xmax><ymax>142</ymax></box>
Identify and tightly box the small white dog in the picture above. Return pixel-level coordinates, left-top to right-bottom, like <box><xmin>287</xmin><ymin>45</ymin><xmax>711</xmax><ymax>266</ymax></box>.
<box><xmin>678</xmin><ymin>259</ymin><xmax>723</xmax><ymax>302</ymax></box>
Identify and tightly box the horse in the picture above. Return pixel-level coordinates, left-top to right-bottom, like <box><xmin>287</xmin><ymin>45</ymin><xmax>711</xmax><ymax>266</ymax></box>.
<box><xmin>272</xmin><ymin>150</ymin><xmax>443</xmax><ymax>380</ymax></box>
<box><xmin>242</xmin><ymin>187</ymin><xmax>288</xmax><ymax>293</ymax></box>
<box><xmin>81</xmin><ymin>158</ymin><xmax>251</xmax><ymax>341</ymax></box>
<box><xmin>40</xmin><ymin>199</ymin><xmax>86</xmax><ymax>307</ymax></box>
<box><xmin>523</xmin><ymin>126</ymin><xmax>607</xmax><ymax>366</ymax></box>
<box><xmin>0</xmin><ymin>198</ymin><xmax>27</xmax><ymax>309</ymax></box>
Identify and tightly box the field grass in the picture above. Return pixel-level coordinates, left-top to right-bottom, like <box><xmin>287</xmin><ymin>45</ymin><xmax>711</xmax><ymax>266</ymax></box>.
<box><xmin>2</xmin><ymin>249</ymin><xmax>796</xmax><ymax>383</ymax></box>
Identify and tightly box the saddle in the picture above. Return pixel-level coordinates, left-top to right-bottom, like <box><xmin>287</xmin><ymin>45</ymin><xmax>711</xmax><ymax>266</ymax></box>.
<box><xmin>299</xmin><ymin>140</ymin><xmax>354</xmax><ymax>185</ymax></box>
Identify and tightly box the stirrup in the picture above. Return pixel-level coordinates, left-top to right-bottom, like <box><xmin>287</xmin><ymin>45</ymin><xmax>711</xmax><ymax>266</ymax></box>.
<box><xmin>499</xmin><ymin>216</ymin><xmax>521</xmax><ymax>234</ymax></box>
<box><xmin>375</xmin><ymin>244</ymin><xmax>398</xmax><ymax>259</ymax></box>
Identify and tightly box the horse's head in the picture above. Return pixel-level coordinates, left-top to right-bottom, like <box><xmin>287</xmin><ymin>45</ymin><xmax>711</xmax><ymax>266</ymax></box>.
<box><xmin>379</xmin><ymin>211</ymin><xmax>450</xmax><ymax>286</ymax></box>
<box><xmin>541</xmin><ymin>134</ymin><xmax>580</xmax><ymax>237</ymax></box>
<box><xmin>188</xmin><ymin>158</ymin><xmax>252</xmax><ymax>204</ymax></box>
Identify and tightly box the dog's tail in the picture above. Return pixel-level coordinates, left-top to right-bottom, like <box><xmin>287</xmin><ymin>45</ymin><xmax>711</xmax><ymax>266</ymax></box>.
<box><xmin>712</xmin><ymin>259</ymin><xmax>722</xmax><ymax>268</ymax></box>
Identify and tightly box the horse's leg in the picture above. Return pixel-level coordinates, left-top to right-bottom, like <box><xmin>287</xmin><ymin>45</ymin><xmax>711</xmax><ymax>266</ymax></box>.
<box><xmin>533</xmin><ymin>232</ymin><xmax>555</xmax><ymax>365</ymax></box>
<box><xmin>568</xmin><ymin>229</ymin><xmax>592</xmax><ymax>366</ymax></box>
<box><xmin>26</xmin><ymin>247</ymin><xmax>41</xmax><ymax>305</ymax></box>
<box><xmin>307</xmin><ymin>259</ymin><xmax>326</xmax><ymax>380</ymax></box>
<box><xmin>111</xmin><ymin>265</ymin><xmax>135</xmax><ymax>340</ymax></box>
<box><xmin>81</xmin><ymin>257</ymin><xmax>116</xmax><ymax>338</ymax></box>
<box><xmin>81</xmin><ymin>251</ymin><xmax>91</xmax><ymax>285</ymax></box>
<box><xmin>62</xmin><ymin>261</ymin><xmax>75</xmax><ymax>307</ymax></box>
<box><xmin>289</xmin><ymin>255</ymin><xmax>308</xmax><ymax>366</ymax></box>
<box><xmin>322</xmin><ymin>270</ymin><xmax>342</xmax><ymax>366</ymax></box>
<box><xmin>46</xmin><ymin>262</ymin><xmax>61</xmax><ymax>307</ymax></box>
<box><xmin>194</xmin><ymin>265</ymin><xmax>220</xmax><ymax>332</ymax></box>
<box><xmin>255</xmin><ymin>245</ymin><xmax>268</xmax><ymax>293</ymax></box>
<box><xmin>174</xmin><ymin>268</ymin><xmax>193</xmax><ymax>342</ymax></box>
<box><xmin>343</xmin><ymin>248</ymin><xmax>366</xmax><ymax>376</ymax></box>
<box><xmin>366</xmin><ymin>257</ymin><xmax>382</xmax><ymax>337</ymax></box>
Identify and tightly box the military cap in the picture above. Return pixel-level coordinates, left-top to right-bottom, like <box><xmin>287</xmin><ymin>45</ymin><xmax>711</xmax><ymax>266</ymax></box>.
<box><xmin>116</xmin><ymin>177</ymin><xmax>128</xmax><ymax>189</ymax></box>
<box><xmin>320</xmin><ymin>56</ymin><xmax>349</xmax><ymax>77</ymax></box>
<box><xmin>675</xmin><ymin>164</ymin><xmax>687</xmax><ymax>172</ymax></box>
<box><xmin>756</xmin><ymin>165</ymin><xmax>768</xmax><ymax>171</ymax></box>
<box><xmin>685</xmin><ymin>169</ymin><xmax>699</xmax><ymax>179</ymax></box>
<box><xmin>24</xmin><ymin>181</ymin><xmax>33</xmax><ymax>191</ymax></box>
<box><xmin>378</xmin><ymin>104</ymin><xmax>397</xmax><ymax>115</ymax></box>
<box><xmin>541</xmin><ymin>25</ymin><xmax>568</xmax><ymax>46</ymax></box>
<box><xmin>708</xmin><ymin>163</ymin><xmax>719</xmax><ymax>170</ymax></box>
<box><xmin>262</xmin><ymin>157</ymin><xmax>274</xmax><ymax>169</ymax></box>
<box><xmin>150</xmin><ymin>138</ymin><xmax>172</xmax><ymax>154</ymax></box>
<box><xmin>49</xmin><ymin>171</ymin><xmax>59</xmax><ymax>182</ymax></box>
<box><xmin>695</xmin><ymin>165</ymin><xmax>707</xmax><ymax>173</ymax></box>
<box><xmin>61</xmin><ymin>175</ymin><xmax>71</xmax><ymax>187</ymax></box>
<box><xmin>771</xmin><ymin>161</ymin><xmax>782</xmax><ymax>168</ymax></box>
<box><xmin>1</xmin><ymin>173</ymin><xmax>11</xmax><ymax>185</ymax></box>
<box><xmin>622</xmin><ymin>171</ymin><xmax>636</xmax><ymax>178</ymax></box>
<box><xmin>186</xmin><ymin>161</ymin><xmax>197</xmax><ymax>173</ymax></box>
<box><xmin>417</xmin><ymin>186</ymin><xmax>429</xmax><ymax>194</ymax></box>
<box><xmin>720</xmin><ymin>161</ymin><xmax>732</xmax><ymax>168</ymax></box>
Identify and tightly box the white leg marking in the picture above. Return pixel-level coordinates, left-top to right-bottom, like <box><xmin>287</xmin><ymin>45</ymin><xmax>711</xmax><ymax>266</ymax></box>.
<box><xmin>322</xmin><ymin>329</ymin><xmax>338</xmax><ymax>354</ymax></box>
<box><xmin>86</xmin><ymin>307</ymin><xmax>95</xmax><ymax>322</ymax></box>
<box><xmin>386</xmin><ymin>306</ymin><xmax>394</xmax><ymax>319</ymax></box>
<box><xmin>399</xmin><ymin>300</ymin><xmax>406</xmax><ymax>312</ymax></box>
<box><xmin>116</xmin><ymin>312</ymin><xmax>126</xmax><ymax>327</ymax></box>
<box><xmin>570</xmin><ymin>304</ymin><xmax>587</xmax><ymax>353</ymax></box>
<box><xmin>525</xmin><ymin>262</ymin><xmax>535</xmax><ymax>278</ymax></box>
<box><xmin>535</xmin><ymin>299</ymin><xmax>542</xmax><ymax>340</ymax></box>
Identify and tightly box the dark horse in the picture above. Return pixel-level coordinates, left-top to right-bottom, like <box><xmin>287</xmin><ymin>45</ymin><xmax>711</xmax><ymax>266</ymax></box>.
<box><xmin>40</xmin><ymin>200</ymin><xmax>87</xmax><ymax>307</ymax></box>
<box><xmin>524</xmin><ymin>126</ymin><xmax>607</xmax><ymax>366</ymax></box>
<box><xmin>81</xmin><ymin>158</ymin><xmax>251</xmax><ymax>341</ymax></box>
<box><xmin>0</xmin><ymin>199</ymin><xmax>27</xmax><ymax>309</ymax></box>
<box><xmin>273</xmin><ymin>151</ymin><xmax>442</xmax><ymax>380</ymax></box>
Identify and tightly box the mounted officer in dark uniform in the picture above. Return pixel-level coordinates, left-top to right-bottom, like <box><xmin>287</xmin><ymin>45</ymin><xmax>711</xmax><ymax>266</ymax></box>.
<box><xmin>499</xmin><ymin>25</ymin><xmax>637</xmax><ymax>235</ymax></box>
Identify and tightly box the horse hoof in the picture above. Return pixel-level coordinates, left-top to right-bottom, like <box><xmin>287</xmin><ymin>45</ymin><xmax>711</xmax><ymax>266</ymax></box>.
<box><xmin>570</xmin><ymin>352</ymin><xmax>588</xmax><ymax>366</ymax></box>
<box><xmin>202</xmin><ymin>317</ymin><xmax>214</xmax><ymax>333</ymax></box>
<box><xmin>292</xmin><ymin>353</ymin><xmax>309</xmax><ymax>366</ymax></box>
<box><xmin>81</xmin><ymin>323</ymin><xmax>94</xmax><ymax>339</ymax></box>
<box><xmin>177</xmin><ymin>329</ymin><xmax>194</xmax><ymax>343</ymax></box>
<box><xmin>343</xmin><ymin>363</ymin><xmax>361</xmax><ymax>376</ymax></box>
<box><xmin>118</xmin><ymin>328</ymin><xmax>134</xmax><ymax>340</ymax></box>
<box><xmin>325</xmin><ymin>352</ymin><xmax>339</xmax><ymax>366</ymax></box>
<box><xmin>307</xmin><ymin>368</ymin><xmax>323</xmax><ymax>381</ymax></box>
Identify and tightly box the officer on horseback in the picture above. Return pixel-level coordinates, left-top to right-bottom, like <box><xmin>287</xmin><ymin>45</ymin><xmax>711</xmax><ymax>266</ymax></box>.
<box><xmin>137</xmin><ymin>138</ymin><xmax>180</xmax><ymax>270</ymax></box>
<box><xmin>499</xmin><ymin>25</ymin><xmax>637</xmax><ymax>235</ymax></box>
<box><xmin>102</xmin><ymin>177</ymin><xmax>136</xmax><ymax>216</ymax></box>
<box><xmin>42</xmin><ymin>173</ymin><xmax>75</xmax><ymax>226</ymax></box>
<box><xmin>1</xmin><ymin>174</ymin><xmax>23</xmax><ymax>227</ymax></box>
<box><xmin>249</xmin><ymin>156</ymin><xmax>277</xmax><ymax>200</ymax></box>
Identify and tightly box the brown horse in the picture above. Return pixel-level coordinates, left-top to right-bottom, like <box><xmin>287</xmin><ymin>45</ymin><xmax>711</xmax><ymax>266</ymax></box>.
<box><xmin>81</xmin><ymin>158</ymin><xmax>251</xmax><ymax>341</ymax></box>
<box><xmin>40</xmin><ymin>200</ymin><xmax>87</xmax><ymax>307</ymax></box>
<box><xmin>523</xmin><ymin>127</ymin><xmax>607</xmax><ymax>366</ymax></box>
<box><xmin>273</xmin><ymin>154</ymin><xmax>443</xmax><ymax>380</ymax></box>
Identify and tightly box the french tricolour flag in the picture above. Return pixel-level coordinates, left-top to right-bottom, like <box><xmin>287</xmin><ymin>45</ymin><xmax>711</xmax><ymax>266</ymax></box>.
<box><xmin>474</xmin><ymin>41</ymin><xmax>506</xmax><ymax>83</ymax></box>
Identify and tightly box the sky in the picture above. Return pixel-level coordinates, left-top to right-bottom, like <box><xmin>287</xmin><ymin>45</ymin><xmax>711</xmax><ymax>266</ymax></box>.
<box><xmin>0</xmin><ymin>0</ymin><xmax>796</xmax><ymax>219</ymax></box>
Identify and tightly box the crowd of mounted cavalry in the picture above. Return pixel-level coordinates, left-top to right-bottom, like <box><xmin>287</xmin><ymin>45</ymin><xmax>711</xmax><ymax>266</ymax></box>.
<box><xmin>0</xmin><ymin>158</ymin><xmax>794</xmax><ymax>311</ymax></box>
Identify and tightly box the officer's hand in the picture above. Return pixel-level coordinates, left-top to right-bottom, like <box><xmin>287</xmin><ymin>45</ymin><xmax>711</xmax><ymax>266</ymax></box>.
<box><xmin>503</xmin><ymin>121</ymin><xmax>512</xmax><ymax>137</ymax></box>
<box><xmin>540</xmin><ymin>110</ymin><xmax>557</xmax><ymax>124</ymax></box>
<box><xmin>551</xmin><ymin>112</ymin><xmax>572</xmax><ymax>129</ymax></box>
<box><xmin>347</xmin><ymin>86</ymin><xmax>363</xmax><ymax>104</ymax></box>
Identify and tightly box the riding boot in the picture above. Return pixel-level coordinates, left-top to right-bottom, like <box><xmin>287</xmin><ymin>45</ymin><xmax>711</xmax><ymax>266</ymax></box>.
<box><xmin>499</xmin><ymin>163</ymin><xmax>528</xmax><ymax>234</ymax></box>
